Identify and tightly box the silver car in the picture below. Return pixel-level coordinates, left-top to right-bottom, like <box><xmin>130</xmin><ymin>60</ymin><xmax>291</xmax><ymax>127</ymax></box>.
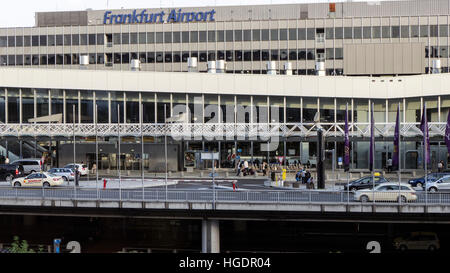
<box><xmin>48</xmin><ymin>168</ymin><xmax>75</xmax><ymax>181</ymax></box>
<box><xmin>11</xmin><ymin>159</ymin><xmax>42</xmax><ymax>174</ymax></box>
<box><xmin>425</xmin><ymin>175</ymin><xmax>450</xmax><ymax>192</ymax></box>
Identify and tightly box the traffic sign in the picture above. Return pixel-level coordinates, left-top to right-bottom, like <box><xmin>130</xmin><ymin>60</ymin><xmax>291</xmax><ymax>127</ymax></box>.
<box><xmin>201</xmin><ymin>152</ymin><xmax>219</xmax><ymax>160</ymax></box>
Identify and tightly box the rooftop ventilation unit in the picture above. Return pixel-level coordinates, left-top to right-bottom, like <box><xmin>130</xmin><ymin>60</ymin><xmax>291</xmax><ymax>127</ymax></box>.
<box><xmin>266</xmin><ymin>61</ymin><xmax>277</xmax><ymax>75</ymax></box>
<box><xmin>315</xmin><ymin>61</ymin><xmax>325</xmax><ymax>76</ymax></box>
<box><xmin>216</xmin><ymin>60</ymin><xmax>226</xmax><ymax>73</ymax></box>
<box><xmin>80</xmin><ymin>55</ymin><xmax>89</xmax><ymax>69</ymax></box>
<box><xmin>188</xmin><ymin>57</ymin><xmax>198</xmax><ymax>72</ymax></box>
<box><xmin>207</xmin><ymin>61</ymin><xmax>216</xmax><ymax>73</ymax></box>
<box><xmin>130</xmin><ymin>59</ymin><xmax>141</xmax><ymax>71</ymax></box>
<box><xmin>284</xmin><ymin>62</ymin><xmax>292</xmax><ymax>75</ymax></box>
<box><xmin>432</xmin><ymin>59</ymin><xmax>441</xmax><ymax>74</ymax></box>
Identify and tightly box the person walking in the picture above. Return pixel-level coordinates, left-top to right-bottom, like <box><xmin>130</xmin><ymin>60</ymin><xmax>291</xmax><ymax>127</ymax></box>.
<box><xmin>75</xmin><ymin>166</ymin><xmax>80</xmax><ymax>187</ymax></box>
<box><xmin>18</xmin><ymin>164</ymin><xmax>24</xmax><ymax>177</ymax></box>
<box><xmin>243</xmin><ymin>160</ymin><xmax>249</xmax><ymax>174</ymax></box>
<box><xmin>307</xmin><ymin>176</ymin><xmax>315</xmax><ymax>189</ymax></box>
<box><xmin>236</xmin><ymin>160</ymin><xmax>241</xmax><ymax>176</ymax></box>
<box><xmin>387</xmin><ymin>158</ymin><xmax>393</xmax><ymax>173</ymax></box>
<box><xmin>438</xmin><ymin>160</ymin><xmax>444</xmax><ymax>173</ymax></box>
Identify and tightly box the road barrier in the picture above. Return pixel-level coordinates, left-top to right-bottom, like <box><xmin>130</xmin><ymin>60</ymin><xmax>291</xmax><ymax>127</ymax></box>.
<box><xmin>3</xmin><ymin>187</ymin><xmax>450</xmax><ymax>208</ymax></box>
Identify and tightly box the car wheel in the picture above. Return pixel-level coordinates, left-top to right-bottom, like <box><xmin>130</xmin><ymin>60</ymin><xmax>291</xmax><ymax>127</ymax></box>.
<box><xmin>398</xmin><ymin>195</ymin><xmax>407</xmax><ymax>203</ymax></box>
<box><xmin>43</xmin><ymin>182</ymin><xmax>50</xmax><ymax>188</ymax></box>
<box><xmin>429</xmin><ymin>187</ymin><xmax>438</xmax><ymax>193</ymax></box>
<box><xmin>416</xmin><ymin>182</ymin><xmax>422</xmax><ymax>188</ymax></box>
<box><xmin>5</xmin><ymin>174</ymin><xmax>13</xmax><ymax>182</ymax></box>
<box><xmin>14</xmin><ymin>182</ymin><xmax>21</xmax><ymax>187</ymax></box>
<box><xmin>350</xmin><ymin>187</ymin><xmax>357</xmax><ymax>192</ymax></box>
<box><xmin>428</xmin><ymin>245</ymin><xmax>437</xmax><ymax>252</ymax></box>
<box><xmin>399</xmin><ymin>245</ymin><xmax>407</xmax><ymax>251</ymax></box>
<box><xmin>62</xmin><ymin>176</ymin><xmax>68</xmax><ymax>181</ymax></box>
<box><xmin>360</xmin><ymin>195</ymin><xmax>369</xmax><ymax>203</ymax></box>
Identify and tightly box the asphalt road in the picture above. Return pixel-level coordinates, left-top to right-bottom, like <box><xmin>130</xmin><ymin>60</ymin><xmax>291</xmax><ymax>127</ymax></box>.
<box><xmin>0</xmin><ymin>183</ymin><xmax>449</xmax><ymax>204</ymax></box>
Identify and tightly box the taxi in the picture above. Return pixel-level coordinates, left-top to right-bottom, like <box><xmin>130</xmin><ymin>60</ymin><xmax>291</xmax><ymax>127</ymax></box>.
<box><xmin>11</xmin><ymin>172</ymin><xmax>64</xmax><ymax>187</ymax></box>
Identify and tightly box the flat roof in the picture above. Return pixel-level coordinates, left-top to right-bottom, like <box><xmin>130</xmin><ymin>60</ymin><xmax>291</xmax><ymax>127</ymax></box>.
<box><xmin>0</xmin><ymin>67</ymin><xmax>448</xmax><ymax>99</ymax></box>
<box><xmin>31</xmin><ymin>0</ymin><xmax>450</xmax><ymax>27</ymax></box>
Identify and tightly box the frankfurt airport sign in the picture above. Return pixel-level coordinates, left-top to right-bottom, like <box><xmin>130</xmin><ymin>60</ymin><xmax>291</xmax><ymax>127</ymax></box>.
<box><xmin>103</xmin><ymin>9</ymin><xmax>216</xmax><ymax>24</ymax></box>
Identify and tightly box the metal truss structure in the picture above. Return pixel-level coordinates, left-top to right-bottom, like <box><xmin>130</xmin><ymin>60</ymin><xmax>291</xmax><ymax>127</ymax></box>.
<box><xmin>0</xmin><ymin>122</ymin><xmax>445</xmax><ymax>139</ymax></box>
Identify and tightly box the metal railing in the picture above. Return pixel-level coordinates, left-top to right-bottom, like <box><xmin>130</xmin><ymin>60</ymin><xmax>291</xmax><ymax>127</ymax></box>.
<box><xmin>0</xmin><ymin>122</ymin><xmax>445</xmax><ymax>138</ymax></box>
<box><xmin>3</xmin><ymin>188</ymin><xmax>450</xmax><ymax>208</ymax></box>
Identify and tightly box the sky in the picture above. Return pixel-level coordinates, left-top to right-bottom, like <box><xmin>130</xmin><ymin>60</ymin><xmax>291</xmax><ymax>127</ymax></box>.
<box><xmin>1</xmin><ymin>0</ymin><xmax>390</xmax><ymax>27</ymax></box>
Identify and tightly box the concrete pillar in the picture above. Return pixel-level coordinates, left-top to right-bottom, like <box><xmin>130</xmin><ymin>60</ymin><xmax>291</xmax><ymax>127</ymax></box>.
<box><xmin>23</xmin><ymin>215</ymin><xmax>36</xmax><ymax>226</ymax></box>
<box><xmin>201</xmin><ymin>219</ymin><xmax>220</xmax><ymax>253</ymax></box>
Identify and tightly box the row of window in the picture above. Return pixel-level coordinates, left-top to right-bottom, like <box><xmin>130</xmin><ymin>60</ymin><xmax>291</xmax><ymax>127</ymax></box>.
<box><xmin>0</xmin><ymin>48</ymin><xmax>343</xmax><ymax>66</ymax></box>
<box><xmin>7</xmin><ymin>44</ymin><xmax>450</xmax><ymax>67</ymax></box>
<box><xmin>2</xmin><ymin>24</ymin><xmax>450</xmax><ymax>47</ymax></box>
<box><xmin>0</xmin><ymin>88</ymin><xmax>446</xmax><ymax>125</ymax></box>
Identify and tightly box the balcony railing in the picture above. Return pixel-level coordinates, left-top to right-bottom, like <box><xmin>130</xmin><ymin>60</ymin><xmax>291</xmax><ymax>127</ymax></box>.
<box><xmin>0</xmin><ymin>122</ymin><xmax>443</xmax><ymax>138</ymax></box>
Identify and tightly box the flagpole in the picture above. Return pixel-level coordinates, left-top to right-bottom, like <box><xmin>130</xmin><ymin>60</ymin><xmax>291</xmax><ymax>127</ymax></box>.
<box><xmin>345</xmin><ymin>103</ymin><xmax>350</xmax><ymax>204</ymax></box>
<box><xmin>424</xmin><ymin>102</ymin><xmax>428</xmax><ymax>207</ymax></box>
<box><xmin>397</xmin><ymin>103</ymin><xmax>401</xmax><ymax>205</ymax></box>
<box><xmin>165</xmin><ymin>104</ymin><xmax>168</xmax><ymax>201</ymax></box>
<box><xmin>118</xmin><ymin>104</ymin><xmax>121</xmax><ymax>201</ymax></box>
<box><xmin>371</xmin><ymin>102</ymin><xmax>375</xmax><ymax>204</ymax></box>
<box><xmin>141</xmin><ymin>103</ymin><xmax>145</xmax><ymax>201</ymax></box>
<box><xmin>96</xmin><ymin>104</ymin><xmax>99</xmax><ymax>200</ymax></box>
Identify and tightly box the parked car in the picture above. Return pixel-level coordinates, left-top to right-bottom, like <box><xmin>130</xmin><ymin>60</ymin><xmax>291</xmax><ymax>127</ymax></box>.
<box><xmin>10</xmin><ymin>159</ymin><xmax>42</xmax><ymax>175</ymax></box>
<box><xmin>11</xmin><ymin>172</ymin><xmax>64</xmax><ymax>187</ymax></box>
<box><xmin>393</xmin><ymin>232</ymin><xmax>440</xmax><ymax>251</ymax></box>
<box><xmin>63</xmin><ymin>164</ymin><xmax>88</xmax><ymax>176</ymax></box>
<box><xmin>425</xmin><ymin>175</ymin><xmax>450</xmax><ymax>192</ymax></box>
<box><xmin>343</xmin><ymin>174</ymin><xmax>389</xmax><ymax>192</ymax></box>
<box><xmin>0</xmin><ymin>164</ymin><xmax>19</xmax><ymax>182</ymax></box>
<box><xmin>353</xmin><ymin>183</ymin><xmax>417</xmax><ymax>203</ymax></box>
<box><xmin>48</xmin><ymin>168</ymin><xmax>74</xmax><ymax>181</ymax></box>
<box><xmin>408</xmin><ymin>172</ymin><xmax>450</xmax><ymax>188</ymax></box>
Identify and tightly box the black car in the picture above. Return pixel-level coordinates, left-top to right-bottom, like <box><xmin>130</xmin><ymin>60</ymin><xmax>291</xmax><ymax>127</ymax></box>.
<box><xmin>0</xmin><ymin>164</ymin><xmax>20</xmax><ymax>182</ymax></box>
<box><xmin>343</xmin><ymin>175</ymin><xmax>389</xmax><ymax>191</ymax></box>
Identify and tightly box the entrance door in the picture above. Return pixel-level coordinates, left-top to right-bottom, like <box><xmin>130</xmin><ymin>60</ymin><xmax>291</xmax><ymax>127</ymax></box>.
<box><xmin>405</xmin><ymin>151</ymin><xmax>418</xmax><ymax>169</ymax></box>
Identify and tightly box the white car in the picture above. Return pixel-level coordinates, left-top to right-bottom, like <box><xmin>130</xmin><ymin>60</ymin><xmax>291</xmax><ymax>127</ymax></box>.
<box><xmin>63</xmin><ymin>164</ymin><xmax>89</xmax><ymax>176</ymax></box>
<box><xmin>11</xmin><ymin>172</ymin><xmax>64</xmax><ymax>187</ymax></box>
<box><xmin>425</xmin><ymin>175</ymin><xmax>450</xmax><ymax>192</ymax></box>
<box><xmin>393</xmin><ymin>232</ymin><xmax>440</xmax><ymax>251</ymax></box>
<box><xmin>354</xmin><ymin>183</ymin><xmax>417</xmax><ymax>203</ymax></box>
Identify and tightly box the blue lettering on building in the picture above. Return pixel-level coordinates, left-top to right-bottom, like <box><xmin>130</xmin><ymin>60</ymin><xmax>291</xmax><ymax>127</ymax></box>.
<box><xmin>103</xmin><ymin>9</ymin><xmax>216</xmax><ymax>24</ymax></box>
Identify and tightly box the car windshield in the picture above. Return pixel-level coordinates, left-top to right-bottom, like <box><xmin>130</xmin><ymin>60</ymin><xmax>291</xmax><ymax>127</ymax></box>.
<box><xmin>46</xmin><ymin>173</ymin><xmax>57</xmax><ymax>177</ymax></box>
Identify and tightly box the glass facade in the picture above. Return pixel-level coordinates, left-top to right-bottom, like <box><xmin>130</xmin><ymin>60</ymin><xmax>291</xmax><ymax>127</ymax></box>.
<box><xmin>0</xmin><ymin>86</ymin><xmax>449</xmax><ymax>171</ymax></box>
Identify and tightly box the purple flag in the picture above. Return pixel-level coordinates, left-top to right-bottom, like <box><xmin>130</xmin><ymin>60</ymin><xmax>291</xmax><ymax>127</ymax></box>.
<box><xmin>344</xmin><ymin>104</ymin><xmax>350</xmax><ymax>172</ymax></box>
<box><xmin>392</xmin><ymin>103</ymin><xmax>400</xmax><ymax>170</ymax></box>
<box><xmin>420</xmin><ymin>104</ymin><xmax>431</xmax><ymax>165</ymax></box>
<box><xmin>446</xmin><ymin>110</ymin><xmax>450</xmax><ymax>156</ymax></box>
<box><xmin>369</xmin><ymin>103</ymin><xmax>375</xmax><ymax>172</ymax></box>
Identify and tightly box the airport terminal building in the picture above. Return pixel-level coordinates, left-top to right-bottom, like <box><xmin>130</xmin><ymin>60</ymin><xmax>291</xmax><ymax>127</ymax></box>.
<box><xmin>0</xmin><ymin>0</ymin><xmax>449</xmax><ymax>172</ymax></box>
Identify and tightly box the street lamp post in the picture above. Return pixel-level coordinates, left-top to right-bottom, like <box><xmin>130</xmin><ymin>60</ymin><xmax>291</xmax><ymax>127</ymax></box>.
<box><xmin>165</xmin><ymin>104</ymin><xmax>168</xmax><ymax>201</ymax></box>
